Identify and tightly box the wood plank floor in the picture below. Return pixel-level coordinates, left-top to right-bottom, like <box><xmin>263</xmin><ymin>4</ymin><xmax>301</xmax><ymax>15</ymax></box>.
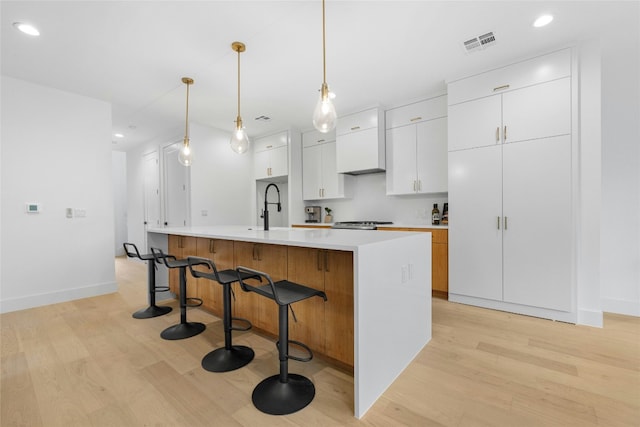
<box><xmin>1</xmin><ymin>256</ymin><xmax>638</xmax><ymax>426</ymax></box>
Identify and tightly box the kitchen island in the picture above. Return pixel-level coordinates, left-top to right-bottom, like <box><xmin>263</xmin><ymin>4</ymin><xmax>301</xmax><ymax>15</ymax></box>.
<box><xmin>147</xmin><ymin>226</ymin><xmax>431</xmax><ymax>418</ymax></box>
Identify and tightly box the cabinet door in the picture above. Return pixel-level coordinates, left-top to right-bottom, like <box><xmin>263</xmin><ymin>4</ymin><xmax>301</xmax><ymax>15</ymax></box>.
<box><xmin>502</xmin><ymin>136</ymin><xmax>572</xmax><ymax>311</ymax></box>
<box><xmin>254</xmin><ymin>150</ymin><xmax>270</xmax><ymax>180</ymax></box>
<box><xmin>448</xmin><ymin>95</ymin><xmax>502</xmax><ymax>151</ymax></box>
<box><xmin>196</xmin><ymin>238</ymin><xmax>234</xmax><ymax>316</ymax></box>
<box><xmin>269</xmin><ymin>145</ymin><xmax>288</xmax><ymax>178</ymax></box>
<box><xmin>303</xmin><ymin>144</ymin><xmax>323</xmax><ymax>200</ymax></box>
<box><xmin>287</xmin><ymin>247</ymin><xmax>327</xmax><ymax>354</ymax></box>
<box><xmin>324</xmin><ymin>250</ymin><xmax>354</xmax><ymax>366</ymax></box>
<box><xmin>320</xmin><ymin>141</ymin><xmax>344</xmax><ymax>199</ymax></box>
<box><xmin>385</xmin><ymin>125</ymin><xmax>417</xmax><ymax>195</ymax></box>
<box><xmin>233</xmin><ymin>242</ymin><xmax>287</xmax><ymax>336</ymax></box>
<box><xmin>416</xmin><ymin>117</ymin><xmax>448</xmax><ymax>193</ymax></box>
<box><xmin>502</xmin><ymin>77</ymin><xmax>571</xmax><ymax>143</ymax></box>
<box><xmin>448</xmin><ymin>146</ymin><xmax>503</xmax><ymax>300</ymax></box>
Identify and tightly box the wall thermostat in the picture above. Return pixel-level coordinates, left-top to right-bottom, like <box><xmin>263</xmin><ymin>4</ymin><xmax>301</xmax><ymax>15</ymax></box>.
<box><xmin>26</xmin><ymin>203</ymin><xmax>41</xmax><ymax>213</ymax></box>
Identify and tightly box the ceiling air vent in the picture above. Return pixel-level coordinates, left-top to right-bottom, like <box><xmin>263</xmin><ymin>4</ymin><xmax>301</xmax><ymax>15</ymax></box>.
<box><xmin>254</xmin><ymin>115</ymin><xmax>271</xmax><ymax>122</ymax></box>
<box><xmin>463</xmin><ymin>31</ymin><xmax>497</xmax><ymax>54</ymax></box>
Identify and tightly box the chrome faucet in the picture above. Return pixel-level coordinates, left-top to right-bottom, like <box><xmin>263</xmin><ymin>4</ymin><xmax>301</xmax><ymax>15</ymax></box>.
<box><xmin>262</xmin><ymin>183</ymin><xmax>281</xmax><ymax>231</ymax></box>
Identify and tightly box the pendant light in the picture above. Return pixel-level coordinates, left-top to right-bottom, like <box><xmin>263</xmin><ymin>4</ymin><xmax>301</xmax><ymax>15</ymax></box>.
<box><xmin>230</xmin><ymin>41</ymin><xmax>250</xmax><ymax>154</ymax></box>
<box><xmin>312</xmin><ymin>0</ymin><xmax>337</xmax><ymax>133</ymax></box>
<box><xmin>178</xmin><ymin>77</ymin><xmax>194</xmax><ymax>166</ymax></box>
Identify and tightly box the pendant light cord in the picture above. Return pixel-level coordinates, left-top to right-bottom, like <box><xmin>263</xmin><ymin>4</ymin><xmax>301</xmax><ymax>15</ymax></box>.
<box><xmin>322</xmin><ymin>0</ymin><xmax>327</xmax><ymax>85</ymax></box>
<box><xmin>184</xmin><ymin>81</ymin><xmax>190</xmax><ymax>141</ymax></box>
<box><xmin>237</xmin><ymin>47</ymin><xmax>241</xmax><ymax>121</ymax></box>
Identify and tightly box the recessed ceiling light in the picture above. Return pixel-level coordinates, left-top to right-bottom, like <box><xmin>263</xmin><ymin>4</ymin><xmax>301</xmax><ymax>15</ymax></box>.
<box><xmin>114</xmin><ymin>133</ymin><xmax>124</xmax><ymax>138</ymax></box>
<box><xmin>13</xmin><ymin>22</ymin><xmax>40</xmax><ymax>36</ymax></box>
<box><xmin>533</xmin><ymin>15</ymin><xmax>554</xmax><ymax>28</ymax></box>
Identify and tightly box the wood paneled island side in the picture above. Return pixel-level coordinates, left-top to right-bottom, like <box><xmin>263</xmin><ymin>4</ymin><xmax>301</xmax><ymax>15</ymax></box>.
<box><xmin>147</xmin><ymin>226</ymin><xmax>431</xmax><ymax>418</ymax></box>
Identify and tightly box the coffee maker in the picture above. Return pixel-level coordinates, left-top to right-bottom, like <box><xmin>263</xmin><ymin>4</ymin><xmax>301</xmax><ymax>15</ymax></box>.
<box><xmin>304</xmin><ymin>206</ymin><xmax>321</xmax><ymax>223</ymax></box>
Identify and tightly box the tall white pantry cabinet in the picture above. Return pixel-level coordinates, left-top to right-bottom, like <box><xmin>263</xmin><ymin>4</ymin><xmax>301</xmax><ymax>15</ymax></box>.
<box><xmin>447</xmin><ymin>48</ymin><xmax>576</xmax><ymax>322</ymax></box>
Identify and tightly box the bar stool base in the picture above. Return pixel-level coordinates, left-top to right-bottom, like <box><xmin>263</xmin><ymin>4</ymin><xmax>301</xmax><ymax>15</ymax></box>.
<box><xmin>201</xmin><ymin>345</ymin><xmax>255</xmax><ymax>372</ymax></box>
<box><xmin>161</xmin><ymin>322</ymin><xmax>205</xmax><ymax>340</ymax></box>
<box><xmin>251</xmin><ymin>374</ymin><xmax>315</xmax><ymax>415</ymax></box>
<box><xmin>132</xmin><ymin>305</ymin><xmax>172</xmax><ymax>319</ymax></box>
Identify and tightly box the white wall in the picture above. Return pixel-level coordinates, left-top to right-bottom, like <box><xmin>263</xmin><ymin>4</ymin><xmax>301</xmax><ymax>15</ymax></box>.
<box><xmin>0</xmin><ymin>76</ymin><xmax>117</xmax><ymax>313</ymax></box>
<box><xmin>600</xmin><ymin>5</ymin><xmax>640</xmax><ymax>316</ymax></box>
<box><xmin>112</xmin><ymin>151</ymin><xmax>128</xmax><ymax>256</ymax></box>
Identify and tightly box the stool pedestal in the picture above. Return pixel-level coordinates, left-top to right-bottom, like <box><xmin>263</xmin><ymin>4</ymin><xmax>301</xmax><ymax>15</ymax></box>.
<box><xmin>133</xmin><ymin>259</ymin><xmax>172</xmax><ymax>319</ymax></box>
<box><xmin>160</xmin><ymin>266</ymin><xmax>205</xmax><ymax>340</ymax></box>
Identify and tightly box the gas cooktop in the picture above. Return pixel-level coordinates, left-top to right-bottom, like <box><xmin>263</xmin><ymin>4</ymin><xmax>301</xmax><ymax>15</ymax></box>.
<box><xmin>331</xmin><ymin>221</ymin><xmax>393</xmax><ymax>230</ymax></box>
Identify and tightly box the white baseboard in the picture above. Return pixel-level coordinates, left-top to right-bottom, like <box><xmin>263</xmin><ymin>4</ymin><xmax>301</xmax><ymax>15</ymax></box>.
<box><xmin>601</xmin><ymin>297</ymin><xmax>640</xmax><ymax>317</ymax></box>
<box><xmin>0</xmin><ymin>281</ymin><xmax>118</xmax><ymax>314</ymax></box>
<box><xmin>577</xmin><ymin>308</ymin><xmax>604</xmax><ymax>327</ymax></box>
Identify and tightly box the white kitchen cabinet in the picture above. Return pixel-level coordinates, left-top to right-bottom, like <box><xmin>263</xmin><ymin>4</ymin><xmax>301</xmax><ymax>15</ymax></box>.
<box><xmin>448</xmin><ymin>77</ymin><xmax>571</xmax><ymax>152</ymax></box>
<box><xmin>386</xmin><ymin>96</ymin><xmax>448</xmax><ymax>195</ymax></box>
<box><xmin>302</xmin><ymin>129</ymin><xmax>352</xmax><ymax>200</ymax></box>
<box><xmin>447</xmin><ymin>48</ymin><xmax>575</xmax><ymax>321</ymax></box>
<box><xmin>254</xmin><ymin>131</ymin><xmax>288</xmax><ymax>180</ymax></box>
<box><xmin>336</xmin><ymin>107</ymin><xmax>385</xmax><ymax>174</ymax></box>
<box><xmin>386</xmin><ymin>117</ymin><xmax>447</xmax><ymax>195</ymax></box>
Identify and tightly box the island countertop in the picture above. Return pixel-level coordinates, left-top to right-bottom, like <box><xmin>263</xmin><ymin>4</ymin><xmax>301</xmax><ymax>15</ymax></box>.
<box><xmin>147</xmin><ymin>225</ymin><xmax>424</xmax><ymax>251</ymax></box>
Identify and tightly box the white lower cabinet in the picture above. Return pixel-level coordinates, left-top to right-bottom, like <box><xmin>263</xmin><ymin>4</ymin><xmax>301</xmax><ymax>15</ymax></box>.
<box><xmin>449</xmin><ymin>135</ymin><xmax>572</xmax><ymax>312</ymax></box>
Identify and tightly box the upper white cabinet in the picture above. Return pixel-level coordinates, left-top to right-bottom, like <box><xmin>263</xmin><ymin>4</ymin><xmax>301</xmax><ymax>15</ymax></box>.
<box><xmin>302</xmin><ymin>129</ymin><xmax>352</xmax><ymax>200</ymax></box>
<box><xmin>447</xmin><ymin>47</ymin><xmax>575</xmax><ymax>321</ymax></box>
<box><xmin>448</xmin><ymin>77</ymin><xmax>571</xmax><ymax>151</ymax></box>
<box><xmin>385</xmin><ymin>96</ymin><xmax>448</xmax><ymax>195</ymax></box>
<box><xmin>336</xmin><ymin>107</ymin><xmax>385</xmax><ymax>174</ymax></box>
<box><xmin>254</xmin><ymin>131</ymin><xmax>288</xmax><ymax>180</ymax></box>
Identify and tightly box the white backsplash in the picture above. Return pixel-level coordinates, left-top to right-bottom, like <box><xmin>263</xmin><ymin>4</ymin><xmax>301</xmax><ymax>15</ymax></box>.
<box><xmin>304</xmin><ymin>172</ymin><xmax>447</xmax><ymax>225</ymax></box>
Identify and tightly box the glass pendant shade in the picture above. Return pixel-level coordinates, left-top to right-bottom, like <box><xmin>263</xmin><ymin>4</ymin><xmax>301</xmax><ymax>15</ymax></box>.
<box><xmin>313</xmin><ymin>83</ymin><xmax>337</xmax><ymax>133</ymax></box>
<box><xmin>178</xmin><ymin>138</ymin><xmax>193</xmax><ymax>166</ymax></box>
<box><xmin>230</xmin><ymin>118</ymin><xmax>250</xmax><ymax>154</ymax></box>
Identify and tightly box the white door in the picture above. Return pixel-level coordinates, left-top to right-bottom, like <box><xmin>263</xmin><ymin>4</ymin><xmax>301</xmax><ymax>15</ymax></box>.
<box><xmin>447</xmin><ymin>95</ymin><xmax>502</xmax><ymax>151</ymax></box>
<box><xmin>448</xmin><ymin>146</ymin><xmax>503</xmax><ymax>301</ymax></box>
<box><xmin>416</xmin><ymin>117</ymin><xmax>448</xmax><ymax>193</ymax></box>
<box><xmin>502</xmin><ymin>136</ymin><xmax>573</xmax><ymax>311</ymax></box>
<box><xmin>142</xmin><ymin>150</ymin><xmax>161</xmax><ymax>249</ymax></box>
<box><xmin>385</xmin><ymin>125</ymin><xmax>417</xmax><ymax>195</ymax></box>
<box><xmin>162</xmin><ymin>142</ymin><xmax>189</xmax><ymax>227</ymax></box>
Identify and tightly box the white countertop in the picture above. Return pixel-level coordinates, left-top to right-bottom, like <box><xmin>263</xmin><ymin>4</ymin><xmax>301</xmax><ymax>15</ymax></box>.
<box><xmin>292</xmin><ymin>223</ymin><xmax>449</xmax><ymax>230</ymax></box>
<box><xmin>147</xmin><ymin>225</ymin><xmax>426</xmax><ymax>251</ymax></box>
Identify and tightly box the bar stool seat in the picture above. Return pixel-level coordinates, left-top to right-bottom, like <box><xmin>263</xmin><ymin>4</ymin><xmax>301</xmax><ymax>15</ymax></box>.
<box><xmin>123</xmin><ymin>242</ymin><xmax>172</xmax><ymax>319</ymax></box>
<box><xmin>187</xmin><ymin>256</ymin><xmax>261</xmax><ymax>372</ymax></box>
<box><xmin>151</xmin><ymin>247</ymin><xmax>206</xmax><ymax>340</ymax></box>
<box><xmin>236</xmin><ymin>266</ymin><xmax>327</xmax><ymax>415</ymax></box>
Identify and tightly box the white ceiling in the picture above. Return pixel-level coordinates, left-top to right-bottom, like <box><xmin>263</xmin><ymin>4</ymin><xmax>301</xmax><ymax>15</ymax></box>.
<box><xmin>1</xmin><ymin>1</ymin><xmax>633</xmax><ymax>152</ymax></box>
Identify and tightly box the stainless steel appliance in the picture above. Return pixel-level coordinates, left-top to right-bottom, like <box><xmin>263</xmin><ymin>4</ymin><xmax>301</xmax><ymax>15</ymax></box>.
<box><xmin>331</xmin><ymin>221</ymin><xmax>393</xmax><ymax>230</ymax></box>
<box><xmin>304</xmin><ymin>206</ymin><xmax>321</xmax><ymax>223</ymax></box>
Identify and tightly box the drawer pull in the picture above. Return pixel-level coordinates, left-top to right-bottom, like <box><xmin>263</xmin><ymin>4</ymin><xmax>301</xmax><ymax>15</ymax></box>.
<box><xmin>493</xmin><ymin>84</ymin><xmax>510</xmax><ymax>92</ymax></box>
<box><xmin>317</xmin><ymin>139</ymin><xmax>325</xmax><ymax>143</ymax></box>
<box><xmin>350</xmin><ymin>126</ymin><xmax>361</xmax><ymax>131</ymax></box>
<box><xmin>496</xmin><ymin>127</ymin><xmax>500</xmax><ymax>142</ymax></box>
<box><xmin>409</xmin><ymin>116</ymin><xmax>422</xmax><ymax>122</ymax></box>
<box><xmin>266</xmin><ymin>144</ymin><xmax>273</xmax><ymax>149</ymax></box>
<box><xmin>504</xmin><ymin>126</ymin><xmax>507</xmax><ymax>140</ymax></box>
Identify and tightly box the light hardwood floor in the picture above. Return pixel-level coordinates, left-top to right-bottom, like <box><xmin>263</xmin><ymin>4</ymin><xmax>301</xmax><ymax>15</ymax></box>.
<box><xmin>1</xmin><ymin>257</ymin><xmax>638</xmax><ymax>426</ymax></box>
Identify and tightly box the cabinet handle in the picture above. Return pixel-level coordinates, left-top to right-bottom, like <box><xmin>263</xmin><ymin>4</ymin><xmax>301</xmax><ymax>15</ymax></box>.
<box><xmin>350</xmin><ymin>126</ymin><xmax>361</xmax><ymax>131</ymax></box>
<box><xmin>317</xmin><ymin>250</ymin><xmax>323</xmax><ymax>271</ymax></box>
<box><xmin>322</xmin><ymin>188</ymin><xmax>325</xmax><ymax>197</ymax></box>
<box><xmin>317</xmin><ymin>139</ymin><xmax>325</xmax><ymax>143</ymax></box>
<box><xmin>252</xmin><ymin>244</ymin><xmax>258</xmax><ymax>261</ymax></box>
<box><xmin>493</xmin><ymin>84</ymin><xmax>510</xmax><ymax>92</ymax></box>
<box><xmin>413</xmin><ymin>180</ymin><xmax>416</xmax><ymax>191</ymax></box>
<box><xmin>504</xmin><ymin>216</ymin><xmax>508</xmax><ymax>230</ymax></box>
<box><xmin>319</xmin><ymin>188</ymin><xmax>322</xmax><ymax>198</ymax></box>
<box><xmin>324</xmin><ymin>250</ymin><xmax>330</xmax><ymax>272</ymax></box>
<box><xmin>504</xmin><ymin>126</ymin><xmax>507</xmax><ymax>141</ymax></box>
<box><xmin>180</xmin><ymin>236</ymin><xmax>185</xmax><ymax>249</ymax></box>
<box><xmin>409</xmin><ymin>116</ymin><xmax>422</xmax><ymax>122</ymax></box>
<box><xmin>418</xmin><ymin>180</ymin><xmax>422</xmax><ymax>191</ymax></box>
<box><xmin>496</xmin><ymin>127</ymin><xmax>500</xmax><ymax>143</ymax></box>
<box><xmin>497</xmin><ymin>216</ymin><xmax>500</xmax><ymax>230</ymax></box>
<box><xmin>266</xmin><ymin>144</ymin><xmax>273</xmax><ymax>149</ymax></box>
<box><xmin>209</xmin><ymin>240</ymin><xmax>215</xmax><ymax>253</ymax></box>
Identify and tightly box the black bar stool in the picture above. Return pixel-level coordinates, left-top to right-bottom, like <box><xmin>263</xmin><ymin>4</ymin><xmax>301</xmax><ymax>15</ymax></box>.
<box><xmin>150</xmin><ymin>247</ymin><xmax>206</xmax><ymax>340</ymax></box>
<box><xmin>236</xmin><ymin>266</ymin><xmax>327</xmax><ymax>415</ymax></box>
<box><xmin>123</xmin><ymin>242</ymin><xmax>172</xmax><ymax>319</ymax></box>
<box><xmin>186</xmin><ymin>256</ymin><xmax>261</xmax><ymax>372</ymax></box>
